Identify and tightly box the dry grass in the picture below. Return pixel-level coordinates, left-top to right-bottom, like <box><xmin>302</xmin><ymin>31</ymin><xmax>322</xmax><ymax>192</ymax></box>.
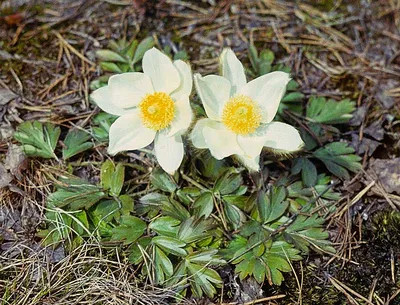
<box><xmin>0</xmin><ymin>241</ymin><xmax>182</xmax><ymax>305</ymax></box>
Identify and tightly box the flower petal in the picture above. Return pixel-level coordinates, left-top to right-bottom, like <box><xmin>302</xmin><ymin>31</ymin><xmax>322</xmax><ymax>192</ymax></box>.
<box><xmin>237</xmin><ymin>133</ymin><xmax>267</xmax><ymax>158</ymax></box>
<box><xmin>172</xmin><ymin>60</ymin><xmax>192</xmax><ymax>99</ymax></box>
<box><xmin>220</xmin><ymin>48</ymin><xmax>246</xmax><ymax>95</ymax></box>
<box><xmin>108</xmin><ymin>72</ymin><xmax>154</xmax><ymax>108</ymax></box>
<box><xmin>166</xmin><ymin>97</ymin><xmax>193</xmax><ymax>137</ymax></box>
<box><xmin>262</xmin><ymin>122</ymin><xmax>304</xmax><ymax>152</ymax></box>
<box><xmin>194</xmin><ymin>74</ymin><xmax>231</xmax><ymax>120</ymax></box>
<box><xmin>108</xmin><ymin>110</ymin><xmax>156</xmax><ymax>155</ymax></box>
<box><xmin>239</xmin><ymin>71</ymin><xmax>290</xmax><ymax>123</ymax></box>
<box><xmin>191</xmin><ymin>118</ymin><xmax>217</xmax><ymax>149</ymax></box>
<box><xmin>143</xmin><ymin>48</ymin><xmax>180</xmax><ymax>93</ymax></box>
<box><xmin>91</xmin><ymin>86</ymin><xmax>131</xmax><ymax>116</ymax></box>
<box><xmin>202</xmin><ymin>124</ymin><xmax>243</xmax><ymax>160</ymax></box>
<box><xmin>155</xmin><ymin>133</ymin><xmax>184</xmax><ymax>174</ymax></box>
<box><xmin>235</xmin><ymin>154</ymin><xmax>260</xmax><ymax>172</ymax></box>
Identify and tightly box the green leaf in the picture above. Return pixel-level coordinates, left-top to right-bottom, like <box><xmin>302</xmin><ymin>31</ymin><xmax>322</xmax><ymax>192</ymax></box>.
<box><xmin>257</xmin><ymin>187</ymin><xmax>289</xmax><ymax>224</ymax></box>
<box><xmin>71</xmin><ymin>211</ymin><xmax>89</xmax><ymax>236</ymax></box>
<box><xmin>306</xmin><ymin>96</ymin><xmax>355</xmax><ymax>124</ymax></box>
<box><xmin>118</xmin><ymin>194</ymin><xmax>133</xmax><ymax>215</ymax></box>
<box><xmin>110</xmin><ymin>163</ymin><xmax>125</xmax><ymax>196</ymax></box>
<box><xmin>48</xmin><ymin>178</ymin><xmax>106</xmax><ymax>210</ymax></box>
<box><xmin>192</xmin><ymin>192</ymin><xmax>214</xmax><ymax>218</ymax></box>
<box><xmin>186</xmin><ymin>250</ymin><xmax>225</xmax><ymax>265</ymax></box>
<box><xmin>222</xmin><ymin>195</ymin><xmax>248</xmax><ymax>210</ymax></box>
<box><xmin>96</xmin><ymin>49</ymin><xmax>127</xmax><ymax>63</ymax></box>
<box><xmin>313</xmin><ymin>142</ymin><xmax>362</xmax><ymax>179</ymax></box>
<box><xmin>186</xmin><ymin>262</ymin><xmax>223</xmax><ymax>298</ymax></box>
<box><xmin>248</xmin><ymin>43</ymin><xmax>259</xmax><ymax>72</ymax></box>
<box><xmin>132</xmin><ymin>37</ymin><xmax>155</xmax><ymax>64</ymax></box>
<box><xmin>90</xmin><ymin>199</ymin><xmax>119</xmax><ymax>223</ymax></box>
<box><xmin>284</xmin><ymin>214</ymin><xmax>335</xmax><ymax>254</ymax></box>
<box><xmin>128</xmin><ymin>236</ymin><xmax>151</xmax><ymax>264</ymax></box>
<box><xmin>91</xmin><ymin>112</ymin><xmax>117</xmax><ymax>142</ymax></box>
<box><xmin>224</xmin><ymin>201</ymin><xmax>246</xmax><ymax>230</ymax></box>
<box><xmin>282</xmin><ymin>92</ymin><xmax>304</xmax><ymax>103</ymax></box>
<box><xmin>149</xmin><ymin>216</ymin><xmax>181</xmax><ymax>237</ymax></box>
<box><xmin>100</xmin><ymin>62</ymin><xmax>123</xmax><ymax>73</ymax></box>
<box><xmin>176</xmin><ymin>187</ymin><xmax>201</xmax><ymax>205</ymax></box>
<box><xmin>125</xmin><ymin>39</ymin><xmax>138</xmax><ymax>60</ymax></box>
<box><xmin>214</xmin><ymin>169</ymin><xmax>242</xmax><ymax>195</ymax></box>
<box><xmin>151</xmin><ymin>168</ymin><xmax>178</xmax><ymax>193</ymax></box>
<box><xmin>291</xmin><ymin>157</ymin><xmax>318</xmax><ymax>187</ymax></box>
<box><xmin>152</xmin><ymin>246</ymin><xmax>173</xmax><ymax>284</ymax></box>
<box><xmin>152</xmin><ymin>236</ymin><xmax>187</xmax><ymax>256</ymax></box>
<box><xmin>110</xmin><ymin>215</ymin><xmax>146</xmax><ymax>245</ymax></box>
<box><xmin>229</xmin><ymin>236</ymin><xmax>301</xmax><ymax>285</ymax></box>
<box><xmin>160</xmin><ymin>198</ymin><xmax>191</xmax><ymax>221</ymax></box>
<box><xmin>100</xmin><ymin>160</ymin><xmax>125</xmax><ymax>196</ymax></box>
<box><xmin>100</xmin><ymin>160</ymin><xmax>114</xmax><ymax>191</ymax></box>
<box><xmin>178</xmin><ymin>217</ymin><xmax>214</xmax><ymax>244</ymax></box>
<box><xmin>62</xmin><ymin>129</ymin><xmax>93</xmax><ymax>160</ymax></box>
<box><xmin>14</xmin><ymin>121</ymin><xmax>60</xmax><ymax>159</ymax></box>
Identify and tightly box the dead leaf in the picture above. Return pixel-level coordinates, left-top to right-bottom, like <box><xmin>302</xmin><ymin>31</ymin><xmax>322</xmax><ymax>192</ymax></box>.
<box><xmin>0</xmin><ymin>89</ymin><xmax>18</xmax><ymax>106</ymax></box>
<box><xmin>370</xmin><ymin>158</ymin><xmax>400</xmax><ymax>194</ymax></box>
<box><xmin>5</xmin><ymin>144</ymin><xmax>26</xmax><ymax>180</ymax></box>
<box><xmin>0</xmin><ymin>164</ymin><xmax>13</xmax><ymax>188</ymax></box>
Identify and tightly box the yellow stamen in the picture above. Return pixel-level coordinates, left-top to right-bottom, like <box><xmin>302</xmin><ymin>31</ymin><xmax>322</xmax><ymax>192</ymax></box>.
<box><xmin>221</xmin><ymin>95</ymin><xmax>262</xmax><ymax>135</ymax></box>
<box><xmin>139</xmin><ymin>92</ymin><xmax>175</xmax><ymax>131</ymax></box>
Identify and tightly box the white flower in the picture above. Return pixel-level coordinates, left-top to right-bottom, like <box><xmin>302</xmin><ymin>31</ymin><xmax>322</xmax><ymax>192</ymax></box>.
<box><xmin>191</xmin><ymin>48</ymin><xmax>304</xmax><ymax>171</ymax></box>
<box><xmin>91</xmin><ymin>48</ymin><xmax>193</xmax><ymax>174</ymax></box>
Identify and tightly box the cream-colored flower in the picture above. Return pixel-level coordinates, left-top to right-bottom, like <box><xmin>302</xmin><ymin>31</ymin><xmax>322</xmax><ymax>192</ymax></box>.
<box><xmin>191</xmin><ymin>48</ymin><xmax>304</xmax><ymax>171</ymax></box>
<box><xmin>91</xmin><ymin>48</ymin><xmax>193</xmax><ymax>174</ymax></box>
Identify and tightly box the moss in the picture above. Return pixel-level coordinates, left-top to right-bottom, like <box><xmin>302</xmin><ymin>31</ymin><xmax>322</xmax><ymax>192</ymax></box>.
<box><xmin>272</xmin><ymin>210</ymin><xmax>400</xmax><ymax>304</ymax></box>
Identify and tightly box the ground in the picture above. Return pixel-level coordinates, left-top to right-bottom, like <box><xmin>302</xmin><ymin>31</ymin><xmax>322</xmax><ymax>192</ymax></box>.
<box><xmin>1</xmin><ymin>0</ymin><xmax>400</xmax><ymax>304</ymax></box>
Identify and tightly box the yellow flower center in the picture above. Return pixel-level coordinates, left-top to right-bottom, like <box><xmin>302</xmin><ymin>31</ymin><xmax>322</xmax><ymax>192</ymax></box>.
<box><xmin>221</xmin><ymin>95</ymin><xmax>262</xmax><ymax>135</ymax></box>
<box><xmin>139</xmin><ymin>92</ymin><xmax>175</xmax><ymax>131</ymax></box>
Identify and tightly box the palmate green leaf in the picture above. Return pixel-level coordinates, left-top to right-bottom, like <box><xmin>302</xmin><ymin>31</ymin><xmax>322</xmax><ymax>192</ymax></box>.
<box><xmin>284</xmin><ymin>214</ymin><xmax>335</xmax><ymax>254</ymax></box>
<box><xmin>100</xmin><ymin>62</ymin><xmax>123</xmax><ymax>73</ymax></box>
<box><xmin>151</xmin><ymin>167</ymin><xmax>178</xmax><ymax>193</ymax></box>
<box><xmin>313</xmin><ymin>142</ymin><xmax>362</xmax><ymax>179</ymax></box>
<box><xmin>223</xmin><ymin>201</ymin><xmax>246</xmax><ymax>230</ymax></box>
<box><xmin>149</xmin><ymin>216</ymin><xmax>181</xmax><ymax>237</ymax></box>
<box><xmin>287</xmin><ymin>174</ymin><xmax>340</xmax><ymax>202</ymax></box>
<box><xmin>71</xmin><ymin>210</ymin><xmax>90</xmax><ymax>236</ymax></box>
<box><xmin>62</xmin><ymin>129</ymin><xmax>93</xmax><ymax>160</ymax></box>
<box><xmin>110</xmin><ymin>215</ymin><xmax>146</xmax><ymax>245</ymax></box>
<box><xmin>306</xmin><ymin>96</ymin><xmax>355</xmax><ymax>124</ymax></box>
<box><xmin>91</xmin><ymin>112</ymin><xmax>117</xmax><ymax>142</ymax></box>
<box><xmin>257</xmin><ymin>187</ymin><xmax>289</xmax><ymax>224</ymax></box>
<box><xmin>186</xmin><ymin>250</ymin><xmax>226</xmax><ymax>265</ymax></box>
<box><xmin>128</xmin><ymin>236</ymin><xmax>151</xmax><ymax>264</ymax></box>
<box><xmin>132</xmin><ymin>36</ymin><xmax>155</xmax><ymax>64</ymax></box>
<box><xmin>186</xmin><ymin>262</ymin><xmax>223</xmax><ymax>298</ymax></box>
<box><xmin>177</xmin><ymin>187</ymin><xmax>201</xmax><ymax>205</ymax></box>
<box><xmin>291</xmin><ymin>157</ymin><xmax>318</xmax><ymax>187</ymax></box>
<box><xmin>100</xmin><ymin>160</ymin><xmax>125</xmax><ymax>196</ymax></box>
<box><xmin>152</xmin><ymin>236</ymin><xmax>187</xmax><ymax>257</ymax></box>
<box><xmin>48</xmin><ymin>178</ymin><xmax>106</xmax><ymax>210</ymax></box>
<box><xmin>192</xmin><ymin>192</ymin><xmax>214</xmax><ymax>218</ymax></box>
<box><xmin>153</xmin><ymin>246</ymin><xmax>174</xmax><ymax>284</ymax></box>
<box><xmin>227</xmin><ymin>235</ymin><xmax>301</xmax><ymax>285</ymax></box>
<box><xmin>195</xmin><ymin>150</ymin><xmax>229</xmax><ymax>179</ymax></box>
<box><xmin>14</xmin><ymin>121</ymin><xmax>60</xmax><ymax>159</ymax></box>
<box><xmin>178</xmin><ymin>217</ymin><xmax>214</xmax><ymax>244</ymax></box>
<box><xmin>96</xmin><ymin>49</ymin><xmax>128</xmax><ymax>63</ymax></box>
<box><xmin>160</xmin><ymin>198</ymin><xmax>191</xmax><ymax>221</ymax></box>
<box><xmin>214</xmin><ymin>168</ymin><xmax>242</xmax><ymax>195</ymax></box>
